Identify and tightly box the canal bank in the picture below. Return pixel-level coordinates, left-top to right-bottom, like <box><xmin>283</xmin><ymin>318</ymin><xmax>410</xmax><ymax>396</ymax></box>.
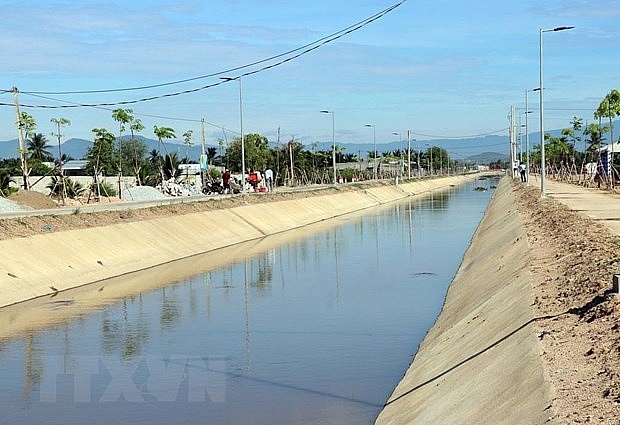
<box><xmin>0</xmin><ymin>174</ymin><xmax>481</xmax><ymax>309</ymax></box>
<box><xmin>375</xmin><ymin>176</ymin><xmax>552</xmax><ymax>424</ymax></box>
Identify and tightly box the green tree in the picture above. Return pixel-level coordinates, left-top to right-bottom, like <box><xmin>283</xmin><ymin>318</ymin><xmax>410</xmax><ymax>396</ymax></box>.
<box><xmin>0</xmin><ymin>158</ymin><xmax>21</xmax><ymax>175</ymax></box>
<box><xmin>27</xmin><ymin>133</ymin><xmax>53</xmax><ymax>161</ymax></box>
<box><xmin>86</xmin><ymin>128</ymin><xmax>116</xmax><ymax>198</ymax></box>
<box><xmin>182</xmin><ymin>130</ymin><xmax>194</xmax><ymax>162</ymax></box>
<box><xmin>225</xmin><ymin>133</ymin><xmax>269</xmax><ymax>173</ymax></box>
<box><xmin>153</xmin><ymin>126</ymin><xmax>176</xmax><ymax>182</ymax></box>
<box><xmin>0</xmin><ymin>169</ymin><xmax>17</xmax><ymax>197</ymax></box>
<box><xmin>543</xmin><ymin>133</ymin><xmax>570</xmax><ymax>166</ymax></box>
<box><xmin>594</xmin><ymin>89</ymin><xmax>620</xmax><ymax>145</ymax></box>
<box><xmin>17</xmin><ymin>111</ymin><xmax>37</xmax><ymax>189</ymax></box>
<box><xmin>86</xmin><ymin>128</ymin><xmax>116</xmax><ymax>176</ymax></box>
<box><xmin>112</xmin><ymin>109</ymin><xmax>134</xmax><ymax>196</ymax></box>
<box><xmin>584</xmin><ymin>123</ymin><xmax>608</xmax><ymax>154</ymax></box>
<box><xmin>206</xmin><ymin>147</ymin><xmax>217</xmax><ymax>164</ymax></box>
<box><xmin>162</xmin><ymin>152</ymin><xmax>181</xmax><ymax>180</ymax></box>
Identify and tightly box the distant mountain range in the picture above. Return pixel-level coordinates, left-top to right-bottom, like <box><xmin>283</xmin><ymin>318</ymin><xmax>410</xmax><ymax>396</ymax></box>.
<box><xmin>3</xmin><ymin>121</ymin><xmax>618</xmax><ymax>165</ymax></box>
<box><xmin>0</xmin><ymin>133</ymin><xmax>512</xmax><ymax>164</ymax></box>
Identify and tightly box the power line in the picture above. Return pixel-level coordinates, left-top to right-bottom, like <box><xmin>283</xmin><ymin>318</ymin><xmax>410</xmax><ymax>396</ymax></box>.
<box><xmin>2</xmin><ymin>0</ymin><xmax>408</xmax><ymax>109</ymax></box>
<box><xmin>414</xmin><ymin>128</ymin><xmax>509</xmax><ymax>139</ymax></box>
<box><xmin>22</xmin><ymin>1</ymin><xmax>408</xmax><ymax>96</ymax></box>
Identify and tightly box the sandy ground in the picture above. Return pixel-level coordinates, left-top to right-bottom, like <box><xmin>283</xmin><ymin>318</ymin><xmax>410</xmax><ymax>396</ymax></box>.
<box><xmin>513</xmin><ymin>181</ymin><xmax>620</xmax><ymax>424</ymax></box>
<box><xmin>3</xmin><ymin>180</ymin><xmax>620</xmax><ymax>422</ymax></box>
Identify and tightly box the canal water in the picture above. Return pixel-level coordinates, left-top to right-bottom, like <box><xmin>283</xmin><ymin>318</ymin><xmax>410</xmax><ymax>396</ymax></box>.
<box><xmin>0</xmin><ymin>178</ymin><xmax>497</xmax><ymax>425</ymax></box>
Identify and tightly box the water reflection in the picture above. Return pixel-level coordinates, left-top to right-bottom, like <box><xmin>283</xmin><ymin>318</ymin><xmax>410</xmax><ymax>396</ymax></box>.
<box><xmin>0</xmin><ymin>179</ymin><xmax>497</xmax><ymax>425</ymax></box>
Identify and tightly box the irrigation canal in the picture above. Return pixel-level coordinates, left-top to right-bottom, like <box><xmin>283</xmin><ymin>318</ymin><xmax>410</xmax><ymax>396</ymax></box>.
<box><xmin>0</xmin><ymin>177</ymin><xmax>498</xmax><ymax>425</ymax></box>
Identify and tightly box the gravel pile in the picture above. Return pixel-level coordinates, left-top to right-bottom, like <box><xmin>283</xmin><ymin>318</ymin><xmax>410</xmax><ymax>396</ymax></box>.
<box><xmin>121</xmin><ymin>186</ymin><xmax>170</xmax><ymax>202</ymax></box>
<box><xmin>0</xmin><ymin>197</ymin><xmax>25</xmax><ymax>213</ymax></box>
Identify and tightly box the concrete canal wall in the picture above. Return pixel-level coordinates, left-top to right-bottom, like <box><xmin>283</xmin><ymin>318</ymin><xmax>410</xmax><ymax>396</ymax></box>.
<box><xmin>375</xmin><ymin>177</ymin><xmax>552</xmax><ymax>424</ymax></box>
<box><xmin>0</xmin><ymin>174</ymin><xmax>479</xmax><ymax>309</ymax></box>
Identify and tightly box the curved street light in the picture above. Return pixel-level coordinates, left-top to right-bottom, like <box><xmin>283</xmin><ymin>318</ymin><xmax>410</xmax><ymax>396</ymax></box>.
<box><xmin>320</xmin><ymin>110</ymin><xmax>337</xmax><ymax>185</ymax></box>
<box><xmin>539</xmin><ymin>26</ymin><xmax>574</xmax><ymax>197</ymax></box>
<box><xmin>365</xmin><ymin>124</ymin><xmax>376</xmax><ymax>179</ymax></box>
<box><xmin>393</xmin><ymin>131</ymin><xmax>403</xmax><ymax>178</ymax></box>
<box><xmin>221</xmin><ymin>76</ymin><xmax>245</xmax><ymax>193</ymax></box>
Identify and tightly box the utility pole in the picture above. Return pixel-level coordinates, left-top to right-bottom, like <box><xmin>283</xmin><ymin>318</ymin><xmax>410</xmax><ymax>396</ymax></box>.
<box><xmin>200</xmin><ymin>118</ymin><xmax>207</xmax><ymax>191</ymax></box>
<box><xmin>12</xmin><ymin>87</ymin><xmax>29</xmax><ymax>190</ymax></box>
<box><xmin>289</xmin><ymin>135</ymin><xmax>295</xmax><ymax>186</ymax></box>
<box><xmin>407</xmin><ymin>130</ymin><xmax>411</xmax><ymax>179</ymax></box>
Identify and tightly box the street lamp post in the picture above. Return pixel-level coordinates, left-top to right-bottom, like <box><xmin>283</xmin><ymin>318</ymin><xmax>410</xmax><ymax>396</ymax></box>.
<box><xmin>426</xmin><ymin>143</ymin><xmax>432</xmax><ymax>175</ymax></box>
<box><xmin>393</xmin><ymin>131</ymin><xmax>403</xmax><ymax>178</ymax></box>
<box><xmin>539</xmin><ymin>26</ymin><xmax>574</xmax><ymax>197</ymax></box>
<box><xmin>407</xmin><ymin>130</ymin><xmax>412</xmax><ymax>179</ymax></box>
<box><xmin>320</xmin><ymin>110</ymin><xmax>337</xmax><ymax>185</ymax></box>
<box><xmin>414</xmin><ymin>138</ymin><xmax>419</xmax><ymax>178</ymax></box>
<box><xmin>221</xmin><ymin>76</ymin><xmax>245</xmax><ymax>193</ymax></box>
<box><xmin>525</xmin><ymin>88</ymin><xmax>538</xmax><ymax>186</ymax></box>
<box><xmin>365</xmin><ymin>124</ymin><xmax>376</xmax><ymax>179</ymax></box>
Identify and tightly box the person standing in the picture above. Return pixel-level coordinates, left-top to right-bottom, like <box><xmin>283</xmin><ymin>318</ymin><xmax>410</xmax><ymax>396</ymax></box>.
<box><xmin>264</xmin><ymin>167</ymin><xmax>273</xmax><ymax>191</ymax></box>
<box><xmin>518</xmin><ymin>162</ymin><xmax>527</xmax><ymax>182</ymax></box>
<box><xmin>222</xmin><ymin>169</ymin><xmax>231</xmax><ymax>193</ymax></box>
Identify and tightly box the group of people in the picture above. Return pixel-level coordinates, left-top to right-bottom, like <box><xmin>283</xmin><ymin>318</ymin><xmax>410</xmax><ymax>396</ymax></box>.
<box><xmin>220</xmin><ymin>168</ymin><xmax>274</xmax><ymax>194</ymax></box>
<box><xmin>247</xmin><ymin>168</ymin><xmax>274</xmax><ymax>192</ymax></box>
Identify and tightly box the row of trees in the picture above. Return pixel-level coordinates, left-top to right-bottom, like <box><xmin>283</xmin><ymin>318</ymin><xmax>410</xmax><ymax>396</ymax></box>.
<box><xmin>1</xmin><ymin>107</ymin><xmax>463</xmax><ymax>198</ymax></box>
<box><xmin>524</xmin><ymin>89</ymin><xmax>620</xmax><ymax>177</ymax></box>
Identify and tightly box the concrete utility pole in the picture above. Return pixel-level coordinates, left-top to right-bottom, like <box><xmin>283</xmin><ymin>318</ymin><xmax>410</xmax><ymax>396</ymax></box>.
<box><xmin>200</xmin><ymin>118</ymin><xmax>207</xmax><ymax>190</ymax></box>
<box><xmin>12</xmin><ymin>87</ymin><xmax>29</xmax><ymax>190</ymax></box>
<box><xmin>289</xmin><ymin>136</ymin><xmax>295</xmax><ymax>186</ymax></box>
<box><xmin>407</xmin><ymin>130</ymin><xmax>411</xmax><ymax>179</ymax></box>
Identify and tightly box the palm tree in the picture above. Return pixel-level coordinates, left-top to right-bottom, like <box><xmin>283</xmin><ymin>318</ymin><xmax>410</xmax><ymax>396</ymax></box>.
<box><xmin>206</xmin><ymin>147</ymin><xmax>217</xmax><ymax>164</ymax></box>
<box><xmin>153</xmin><ymin>126</ymin><xmax>176</xmax><ymax>155</ymax></box>
<box><xmin>27</xmin><ymin>133</ymin><xmax>53</xmax><ymax>161</ymax></box>
<box><xmin>153</xmin><ymin>126</ymin><xmax>176</xmax><ymax>182</ymax></box>
<box><xmin>46</xmin><ymin>175</ymin><xmax>85</xmax><ymax>199</ymax></box>
<box><xmin>162</xmin><ymin>152</ymin><xmax>181</xmax><ymax>180</ymax></box>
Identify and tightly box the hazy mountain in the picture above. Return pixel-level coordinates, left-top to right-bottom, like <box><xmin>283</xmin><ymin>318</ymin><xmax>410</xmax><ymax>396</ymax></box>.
<box><xmin>3</xmin><ymin>121</ymin><xmax>618</xmax><ymax>163</ymax></box>
<box><xmin>0</xmin><ymin>136</ymin><xmax>204</xmax><ymax>162</ymax></box>
<box><xmin>0</xmin><ymin>133</ymin><xmax>518</xmax><ymax>164</ymax></box>
<box><xmin>466</xmin><ymin>152</ymin><xmax>510</xmax><ymax>164</ymax></box>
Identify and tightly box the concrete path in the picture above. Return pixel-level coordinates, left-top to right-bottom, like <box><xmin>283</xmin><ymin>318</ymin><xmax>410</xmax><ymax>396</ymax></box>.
<box><xmin>527</xmin><ymin>176</ymin><xmax>620</xmax><ymax>234</ymax></box>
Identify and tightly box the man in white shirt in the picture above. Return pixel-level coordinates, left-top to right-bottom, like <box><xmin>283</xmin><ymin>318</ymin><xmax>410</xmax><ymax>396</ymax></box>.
<box><xmin>264</xmin><ymin>168</ymin><xmax>274</xmax><ymax>191</ymax></box>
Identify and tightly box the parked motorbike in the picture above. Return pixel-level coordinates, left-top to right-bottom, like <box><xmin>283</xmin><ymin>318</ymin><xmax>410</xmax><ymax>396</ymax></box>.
<box><xmin>202</xmin><ymin>181</ymin><xmax>224</xmax><ymax>195</ymax></box>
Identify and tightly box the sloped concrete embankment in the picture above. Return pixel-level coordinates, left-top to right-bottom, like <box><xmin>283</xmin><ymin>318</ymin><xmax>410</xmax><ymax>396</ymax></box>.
<box><xmin>375</xmin><ymin>177</ymin><xmax>553</xmax><ymax>425</ymax></box>
<box><xmin>0</xmin><ymin>175</ymin><xmax>477</xmax><ymax>308</ymax></box>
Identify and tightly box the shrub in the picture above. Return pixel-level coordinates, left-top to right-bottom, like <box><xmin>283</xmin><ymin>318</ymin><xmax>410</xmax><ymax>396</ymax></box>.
<box><xmin>0</xmin><ymin>169</ymin><xmax>18</xmax><ymax>197</ymax></box>
<box><xmin>90</xmin><ymin>181</ymin><xmax>117</xmax><ymax>198</ymax></box>
<box><xmin>46</xmin><ymin>176</ymin><xmax>85</xmax><ymax>199</ymax></box>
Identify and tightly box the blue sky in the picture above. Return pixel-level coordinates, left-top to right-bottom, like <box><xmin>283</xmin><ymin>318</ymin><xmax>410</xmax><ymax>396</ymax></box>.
<box><xmin>1</xmin><ymin>0</ymin><xmax>619</xmax><ymax>154</ymax></box>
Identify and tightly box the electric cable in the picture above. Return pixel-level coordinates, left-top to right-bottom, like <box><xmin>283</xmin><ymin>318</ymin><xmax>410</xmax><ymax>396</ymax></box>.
<box><xmin>1</xmin><ymin>0</ymin><xmax>408</xmax><ymax>109</ymax></box>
